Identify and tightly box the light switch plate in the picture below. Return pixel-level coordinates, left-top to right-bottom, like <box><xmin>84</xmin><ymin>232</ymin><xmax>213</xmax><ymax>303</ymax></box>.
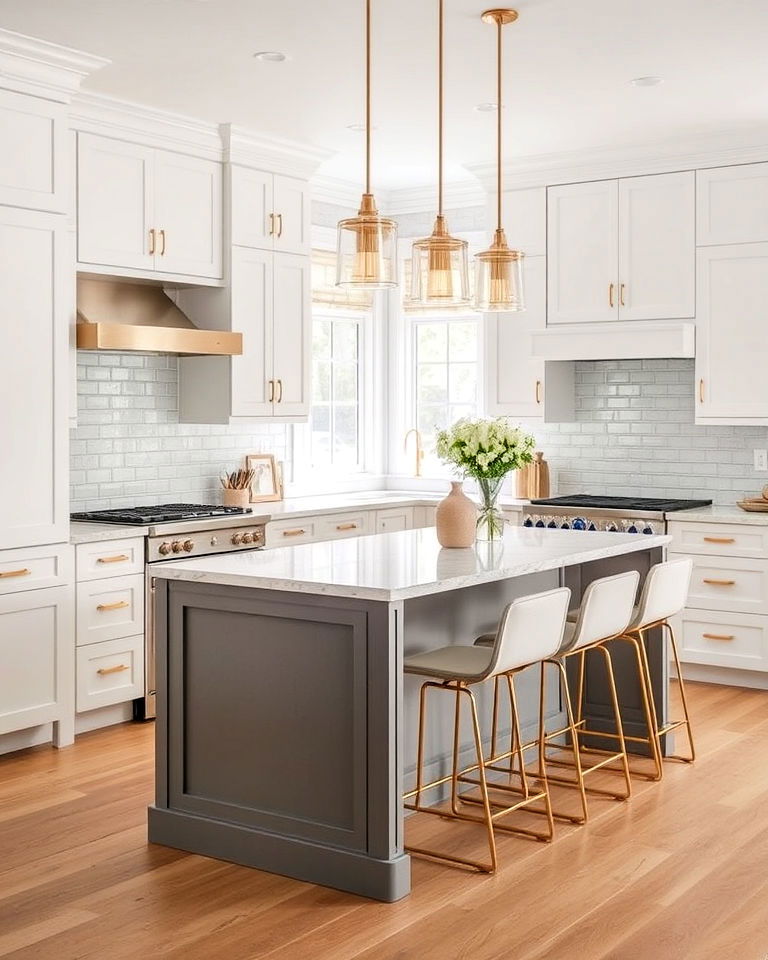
<box><xmin>754</xmin><ymin>449</ymin><xmax>768</xmax><ymax>472</ymax></box>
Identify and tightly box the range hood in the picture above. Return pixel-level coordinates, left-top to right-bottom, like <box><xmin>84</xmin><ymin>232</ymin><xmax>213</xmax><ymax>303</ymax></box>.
<box><xmin>76</xmin><ymin>278</ymin><xmax>242</xmax><ymax>356</ymax></box>
<box><xmin>530</xmin><ymin>321</ymin><xmax>696</xmax><ymax>361</ymax></box>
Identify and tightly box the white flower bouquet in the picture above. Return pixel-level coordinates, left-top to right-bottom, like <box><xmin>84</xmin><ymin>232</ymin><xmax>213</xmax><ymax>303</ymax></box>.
<box><xmin>436</xmin><ymin>417</ymin><xmax>536</xmax><ymax>539</ymax></box>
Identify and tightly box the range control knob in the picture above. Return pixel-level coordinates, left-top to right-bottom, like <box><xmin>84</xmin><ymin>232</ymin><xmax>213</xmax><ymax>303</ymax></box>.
<box><xmin>158</xmin><ymin>541</ymin><xmax>172</xmax><ymax>556</ymax></box>
<box><xmin>231</xmin><ymin>532</ymin><xmax>245</xmax><ymax>545</ymax></box>
<box><xmin>171</xmin><ymin>541</ymin><xmax>183</xmax><ymax>553</ymax></box>
<box><xmin>182</xmin><ymin>540</ymin><xmax>194</xmax><ymax>553</ymax></box>
<box><xmin>242</xmin><ymin>531</ymin><xmax>255</xmax><ymax>544</ymax></box>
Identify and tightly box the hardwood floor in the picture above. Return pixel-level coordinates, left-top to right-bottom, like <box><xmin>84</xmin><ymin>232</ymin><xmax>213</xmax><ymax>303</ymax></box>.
<box><xmin>1</xmin><ymin>682</ymin><xmax>767</xmax><ymax>960</ymax></box>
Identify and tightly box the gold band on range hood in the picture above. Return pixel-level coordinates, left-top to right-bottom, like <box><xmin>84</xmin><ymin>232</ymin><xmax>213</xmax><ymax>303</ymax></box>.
<box><xmin>75</xmin><ymin>278</ymin><xmax>243</xmax><ymax>356</ymax></box>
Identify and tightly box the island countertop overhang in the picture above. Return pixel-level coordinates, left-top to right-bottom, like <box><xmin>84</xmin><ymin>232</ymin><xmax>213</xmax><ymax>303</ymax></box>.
<box><xmin>151</xmin><ymin>526</ymin><xmax>671</xmax><ymax>603</ymax></box>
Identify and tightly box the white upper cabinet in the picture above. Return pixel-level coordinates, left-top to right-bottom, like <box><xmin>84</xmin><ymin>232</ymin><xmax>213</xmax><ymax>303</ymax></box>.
<box><xmin>231</xmin><ymin>167</ymin><xmax>310</xmax><ymax>256</ymax></box>
<box><xmin>547</xmin><ymin>172</ymin><xmax>695</xmax><ymax>324</ymax></box>
<box><xmin>696</xmin><ymin>243</ymin><xmax>768</xmax><ymax>424</ymax></box>
<box><xmin>0</xmin><ymin>208</ymin><xmax>68</xmax><ymax>549</ymax></box>
<box><xmin>618</xmin><ymin>172</ymin><xmax>695</xmax><ymax>321</ymax></box>
<box><xmin>272</xmin><ymin>253</ymin><xmax>311</xmax><ymax>416</ymax></box>
<box><xmin>547</xmin><ymin>180</ymin><xmax>619</xmax><ymax>324</ymax></box>
<box><xmin>230</xmin><ymin>246</ymin><xmax>273</xmax><ymax>418</ymax></box>
<box><xmin>697</xmin><ymin>163</ymin><xmax>768</xmax><ymax>245</ymax></box>
<box><xmin>495</xmin><ymin>186</ymin><xmax>546</xmax><ymax>256</ymax></box>
<box><xmin>0</xmin><ymin>90</ymin><xmax>67</xmax><ymax>214</ymax></box>
<box><xmin>485</xmin><ymin>256</ymin><xmax>575</xmax><ymax>422</ymax></box>
<box><xmin>77</xmin><ymin>133</ymin><xmax>222</xmax><ymax>280</ymax></box>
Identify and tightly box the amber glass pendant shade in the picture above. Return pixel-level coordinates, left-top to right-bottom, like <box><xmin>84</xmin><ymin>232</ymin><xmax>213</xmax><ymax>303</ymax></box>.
<box><xmin>336</xmin><ymin>194</ymin><xmax>398</xmax><ymax>289</ymax></box>
<box><xmin>475</xmin><ymin>227</ymin><xmax>524</xmax><ymax>311</ymax></box>
<box><xmin>410</xmin><ymin>216</ymin><xmax>470</xmax><ymax>305</ymax></box>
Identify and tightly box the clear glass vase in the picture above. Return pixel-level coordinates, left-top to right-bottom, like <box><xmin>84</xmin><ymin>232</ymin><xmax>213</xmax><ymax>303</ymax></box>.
<box><xmin>476</xmin><ymin>476</ymin><xmax>506</xmax><ymax>541</ymax></box>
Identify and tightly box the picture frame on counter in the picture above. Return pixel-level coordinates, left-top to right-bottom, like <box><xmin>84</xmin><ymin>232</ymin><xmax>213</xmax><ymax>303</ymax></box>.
<box><xmin>246</xmin><ymin>454</ymin><xmax>282</xmax><ymax>503</ymax></box>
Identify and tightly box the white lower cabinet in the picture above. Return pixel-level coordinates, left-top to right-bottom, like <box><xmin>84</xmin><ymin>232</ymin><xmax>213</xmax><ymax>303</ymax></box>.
<box><xmin>374</xmin><ymin>508</ymin><xmax>413</xmax><ymax>533</ymax></box>
<box><xmin>264</xmin><ymin>502</ymin><xmax>433</xmax><ymax>548</ymax></box>
<box><xmin>671</xmin><ymin>609</ymin><xmax>768</xmax><ymax>673</ymax></box>
<box><xmin>315</xmin><ymin>512</ymin><xmax>372</xmax><ymax>541</ymax></box>
<box><xmin>76</xmin><ymin>635</ymin><xmax>144</xmax><ymax>712</ymax></box>
<box><xmin>76</xmin><ymin>573</ymin><xmax>144</xmax><ymax>647</ymax></box>
<box><xmin>0</xmin><ymin>584</ymin><xmax>74</xmax><ymax>743</ymax></box>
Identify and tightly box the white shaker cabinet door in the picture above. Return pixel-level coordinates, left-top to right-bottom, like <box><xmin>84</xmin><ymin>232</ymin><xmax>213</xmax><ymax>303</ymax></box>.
<box><xmin>696</xmin><ymin>243</ymin><xmax>768</xmax><ymax>424</ymax></box>
<box><xmin>0</xmin><ymin>89</ymin><xmax>67</xmax><ymax>213</ymax></box>
<box><xmin>273</xmin><ymin>175</ymin><xmax>311</xmax><ymax>256</ymax></box>
<box><xmin>272</xmin><ymin>252</ymin><xmax>311</xmax><ymax>418</ymax></box>
<box><xmin>153</xmin><ymin>150</ymin><xmax>223</xmax><ymax>279</ymax></box>
<box><xmin>0</xmin><ymin>208</ymin><xmax>68</xmax><ymax>549</ymax></box>
<box><xmin>618</xmin><ymin>171</ymin><xmax>695</xmax><ymax>321</ymax></box>
<box><xmin>547</xmin><ymin>180</ymin><xmax>619</xmax><ymax>324</ymax></box>
<box><xmin>230</xmin><ymin>246</ymin><xmax>274</xmax><ymax>417</ymax></box>
<box><xmin>77</xmin><ymin>133</ymin><xmax>154</xmax><ymax>270</ymax></box>
<box><xmin>697</xmin><ymin>163</ymin><xmax>768</xmax><ymax>245</ymax></box>
<box><xmin>230</xmin><ymin>166</ymin><xmax>273</xmax><ymax>251</ymax></box>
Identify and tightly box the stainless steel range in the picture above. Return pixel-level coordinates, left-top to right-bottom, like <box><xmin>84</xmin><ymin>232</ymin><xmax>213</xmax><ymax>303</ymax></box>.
<box><xmin>71</xmin><ymin>503</ymin><xmax>268</xmax><ymax>720</ymax></box>
<box><xmin>522</xmin><ymin>495</ymin><xmax>713</xmax><ymax>535</ymax></box>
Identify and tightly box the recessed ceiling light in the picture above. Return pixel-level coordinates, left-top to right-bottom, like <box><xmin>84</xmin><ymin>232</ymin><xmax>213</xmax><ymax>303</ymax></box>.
<box><xmin>254</xmin><ymin>51</ymin><xmax>287</xmax><ymax>62</ymax></box>
<box><xmin>629</xmin><ymin>76</ymin><xmax>663</xmax><ymax>87</ymax></box>
<box><xmin>475</xmin><ymin>102</ymin><xmax>501</xmax><ymax>112</ymax></box>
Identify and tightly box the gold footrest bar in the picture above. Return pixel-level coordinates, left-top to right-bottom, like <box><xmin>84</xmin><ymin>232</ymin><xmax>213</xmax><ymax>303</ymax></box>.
<box><xmin>404</xmin><ymin>843</ymin><xmax>494</xmax><ymax>874</ymax></box>
<box><xmin>545</xmin><ymin>751</ymin><xmax>626</xmax><ymax>776</ymax></box>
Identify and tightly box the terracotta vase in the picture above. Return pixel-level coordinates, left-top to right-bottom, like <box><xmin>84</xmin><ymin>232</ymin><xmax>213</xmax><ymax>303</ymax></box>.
<box><xmin>436</xmin><ymin>481</ymin><xmax>477</xmax><ymax>548</ymax></box>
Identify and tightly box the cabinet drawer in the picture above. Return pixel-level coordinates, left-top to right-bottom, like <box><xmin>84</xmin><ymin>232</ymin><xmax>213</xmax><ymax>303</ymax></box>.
<box><xmin>265</xmin><ymin>519</ymin><xmax>318</xmax><ymax>548</ymax></box>
<box><xmin>76</xmin><ymin>574</ymin><xmax>144</xmax><ymax>646</ymax></box>
<box><xmin>672</xmin><ymin>609</ymin><xmax>768</xmax><ymax>672</ymax></box>
<box><xmin>0</xmin><ymin>544</ymin><xmax>72</xmax><ymax>595</ymax></box>
<box><xmin>681</xmin><ymin>555</ymin><xmax>768</xmax><ymax>616</ymax></box>
<box><xmin>76</xmin><ymin>537</ymin><xmax>145</xmax><ymax>581</ymax></box>
<box><xmin>315</xmin><ymin>512</ymin><xmax>372</xmax><ymax>541</ymax></box>
<box><xmin>76</xmin><ymin>634</ymin><xmax>144</xmax><ymax>712</ymax></box>
<box><xmin>375</xmin><ymin>508</ymin><xmax>413</xmax><ymax>533</ymax></box>
<box><xmin>668</xmin><ymin>521</ymin><xmax>768</xmax><ymax>559</ymax></box>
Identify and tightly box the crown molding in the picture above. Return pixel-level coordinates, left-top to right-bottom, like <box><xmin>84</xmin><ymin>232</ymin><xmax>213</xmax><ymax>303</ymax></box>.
<box><xmin>223</xmin><ymin>123</ymin><xmax>333</xmax><ymax>180</ymax></box>
<box><xmin>0</xmin><ymin>28</ymin><xmax>108</xmax><ymax>102</ymax></box>
<box><xmin>310</xmin><ymin>174</ymin><xmax>367</xmax><ymax>210</ymax></box>
<box><xmin>466</xmin><ymin>127</ymin><xmax>768</xmax><ymax>190</ymax></box>
<box><xmin>386</xmin><ymin>178</ymin><xmax>485</xmax><ymax>215</ymax></box>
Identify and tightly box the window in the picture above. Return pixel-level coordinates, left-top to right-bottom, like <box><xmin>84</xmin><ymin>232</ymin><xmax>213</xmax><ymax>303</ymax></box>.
<box><xmin>310</xmin><ymin>312</ymin><xmax>363</xmax><ymax>470</ymax></box>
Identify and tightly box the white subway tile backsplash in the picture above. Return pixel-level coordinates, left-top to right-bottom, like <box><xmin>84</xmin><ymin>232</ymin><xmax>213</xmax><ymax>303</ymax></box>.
<box><xmin>70</xmin><ymin>352</ymin><xmax>291</xmax><ymax>512</ymax></box>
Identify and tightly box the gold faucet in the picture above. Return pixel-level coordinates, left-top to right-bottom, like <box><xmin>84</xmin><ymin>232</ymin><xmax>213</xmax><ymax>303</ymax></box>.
<box><xmin>404</xmin><ymin>429</ymin><xmax>424</xmax><ymax>478</ymax></box>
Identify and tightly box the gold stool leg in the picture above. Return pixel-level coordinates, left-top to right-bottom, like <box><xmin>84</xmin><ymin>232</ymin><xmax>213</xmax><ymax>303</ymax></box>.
<box><xmin>507</xmin><ymin>673</ymin><xmax>529</xmax><ymax>798</ymax></box>
<box><xmin>489</xmin><ymin>674</ymin><xmax>501</xmax><ymax>761</ymax></box>
<box><xmin>537</xmin><ymin>661</ymin><xmax>555</xmax><ymax>840</ymax></box>
<box><xmin>551</xmin><ymin>658</ymin><xmax>589</xmax><ymax>824</ymax></box>
<box><xmin>665</xmin><ymin>621</ymin><xmax>696</xmax><ymax>763</ymax></box>
<box><xmin>463</xmin><ymin>685</ymin><xmax>498</xmax><ymax>872</ymax></box>
<box><xmin>412</xmin><ymin>680</ymin><xmax>430</xmax><ymax>811</ymax></box>
<box><xmin>618</xmin><ymin>632</ymin><xmax>664</xmax><ymax>780</ymax></box>
<box><xmin>598</xmin><ymin>644</ymin><xmax>632</xmax><ymax>800</ymax></box>
<box><xmin>450</xmin><ymin>684</ymin><xmax>463</xmax><ymax>816</ymax></box>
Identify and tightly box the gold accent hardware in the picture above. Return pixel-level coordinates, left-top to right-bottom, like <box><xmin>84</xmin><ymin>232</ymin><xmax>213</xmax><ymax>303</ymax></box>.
<box><xmin>276</xmin><ymin>213</ymin><xmax>283</xmax><ymax>238</ymax></box>
<box><xmin>76</xmin><ymin>322</ymin><xmax>242</xmax><ymax>357</ymax></box>
<box><xmin>97</xmin><ymin>663</ymin><xmax>129</xmax><ymax>676</ymax></box>
<box><xmin>282</xmin><ymin>528</ymin><xmax>306</xmax><ymax>537</ymax></box>
<box><xmin>268</xmin><ymin>212</ymin><xmax>275</xmax><ymax>236</ymax></box>
<box><xmin>702</xmin><ymin>578</ymin><xmax>736</xmax><ymax>586</ymax></box>
<box><xmin>404</xmin><ymin>428</ymin><xmax>424</xmax><ymax>478</ymax></box>
<box><xmin>535</xmin><ymin>380</ymin><xmax>542</xmax><ymax>404</ymax></box>
<box><xmin>159</xmin><ymin>229</ymin><xmax>166</xmax><ymax>255</ymax></box>
<box><xmin>704</xmin><ymin>536</ymin><xmax>735</xmax><ymax>544</ymax></box>
<box><xmin>97</xmin><ymin>554</ymin><xmax>129</xmax><ymax>565</ymax></box>
<box><xmin>268</xmin><ymin>379</ymin><xmax>275</xmax><ymax>402</ymax></box>
<box><xmin>96</xmin><ymin>600</ymin><xmax>130</xmax><ymax>612</ymax></box>
<box><xmin>699</xmin><ymin>378</ymin><xmax>705</xmax><ymax>403</ymax></box>
<box><xmin>703</xmin><ymin>633</ymin><xmax>735</xmax><ymax>641</ymax></box>
<box><xmin>481</xmin><ymin>7</ymin><xmax>519</xmax><ymax>24</ymax></box>
<box><xmin>276</xmin><ymin>379</ymin><xmax>283</xmax><ymax>403</ymax></box>
<box><xmin>0</xmin><ymin>568</ymin><xmax>30</xmax><ymax>579</ymax></box>
<box><xmin>609</xmin><ymin>282</ymin><xmax>615</xmax><ymax>308</ymax></box>
<box><xmin>149</xmin><ymin>228</ymin><xmax>156</xmax><ymax>255</ymax></box>
<box><xmin>336</xmin><ymin>523</ymin><xmax>358</xmax><ymax>531</ymax></box>
<box><xmin>619</xmin><ymin>283</ymin><xmax>626</xmax><ymax>307</ymax></box>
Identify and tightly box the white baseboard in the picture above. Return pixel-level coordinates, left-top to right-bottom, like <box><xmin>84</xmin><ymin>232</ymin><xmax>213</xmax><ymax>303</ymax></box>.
<box><xmin>678</xmin><ymin>662</ymin><xmax>768</xmax><ymax>691</ymax></box>
<box><xmin>75</xmin><ymin>702</ymin><xmax>134</xmax><ymax>734</ymax></box>
<box><xmin>0</xmin><ymin>724</ymin><xmax>54</xmax><ymax>757</ymax></box>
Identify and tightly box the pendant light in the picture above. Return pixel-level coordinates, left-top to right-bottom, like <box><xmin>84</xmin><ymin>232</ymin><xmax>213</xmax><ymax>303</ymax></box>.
<box><xmin>409</xmin><ymin>0</ymin><xmax>470</xmax><ymax>306</ymax></box>
<box><xmin>474</xmin><ymin>9</ymin><xmax>525</xmax><ymax>312</ymax></box>
<box><xmin>336</xmin><ymin>0</ymin><xmax>398</xmax><ymax>289</ymax></box>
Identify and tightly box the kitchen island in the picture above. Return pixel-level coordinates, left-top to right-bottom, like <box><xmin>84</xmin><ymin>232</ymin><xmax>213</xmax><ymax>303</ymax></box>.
<box><xmin>149</xmin><ymin>526</ymin><xmax>670</xmax><ymax>901</ymax></box>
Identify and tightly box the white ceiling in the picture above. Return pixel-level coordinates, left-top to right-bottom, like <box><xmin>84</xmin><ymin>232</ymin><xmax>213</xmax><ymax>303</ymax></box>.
<box><xmin>1</xmin><ymin>0</ymin><xmax>767</xmax><ymax>190</ymax></box>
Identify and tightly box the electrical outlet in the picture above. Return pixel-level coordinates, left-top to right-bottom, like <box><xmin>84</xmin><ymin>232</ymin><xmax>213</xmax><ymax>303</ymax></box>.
<box><xmin>754</xmin><ymin>449</ymin><xmax>768</xmax><ymax>472</ymax></box>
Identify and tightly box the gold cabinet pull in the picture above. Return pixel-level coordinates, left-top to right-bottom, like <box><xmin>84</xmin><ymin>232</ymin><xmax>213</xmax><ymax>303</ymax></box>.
<box><xmin>159</xmin><ymin>229</ymin><xmax>166</xmax><ymax>255</ymax></box>
<box><xmin>609</xmin><ymin>282</ymin><xmax>615</xmax><ymax>308</ymax></box>
<box><xmin>268</xmin><ymin>379</ymin><xmax>275</xmax><ymax>402</ymax></box>
<box><xmin>97</xmin><ymin>554</ymin><xmax>129</xmax><ymax>565</ymax></box>
<box><xmin>276</xmin><ymin>213</ymin><xmax>283</xmax><ymax>238</ymax></box>
<box><xmin>535</xmin><ymin>380</ymin><xmax>542</xmax><ymax>404</ymax></box>
<box><xmin>97</xmin><ymin>663</ymin><xmax>130</xmax><ymax>676</ymax></box>
<box><xmin>275</xmin><ymin>379</ymin><xmax>283</xmax><ymax>403</ymax></box>
<box><xmin>703</xmin><ymin>633</ymin><xmax>735</xmax><ymax>642</ymax></box>
<box><xmin>619</xmin><ymin>282</ymin><xmax>626</xmax><ymax>307</ymax></box>
<box><xmin>699</xmin><ymin>378</ymin><xmax>705</xmax><ymax>403</ymax></box>
<box><xmin>702</xmin><ymin>578</ymin><xmax>736</xmax><ymax>586</ymax></box>
<box><xmin>336</xmin><ymin>522</ymin><xmax>358</xmax><ymax>531</ymax></box>
<box><xmin>268</xmin><ymin>212</ymin><xmax>275</xmax><ymax>236</ymax></box>
<box><xmin>96</xmin><ymin>600</ymin><xmax>130</xmax><ymax>612</ymax></box>
<box><xmin>149</xmin><ymin>228</ymin><xmax>156</xmax><ymax>255</ymax></box>
<box><xmin>0</xmin><ymin>567</ymin><xmax>31</xmax><ymax>579</ymax></box>
<box><xmin>282</xmin><ymin>528</ymin><xmax>306</xmax><ymax>537</ymax></box>
<box><xmin>703</xmin><ymin>536</ymin><xmax>735</xmax><ymax>544</ymax></box>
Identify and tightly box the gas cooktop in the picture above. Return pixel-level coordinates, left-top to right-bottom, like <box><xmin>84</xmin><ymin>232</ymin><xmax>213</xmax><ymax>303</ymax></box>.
<box><xmin>71</xmin><ymin>503</ymin><xmax>253</xmax><ymax>525</ymax></box>
<box><xmin>529</xmin><ymin>495</ymin><xmax>712</xmax><ymax>513</ymax></box>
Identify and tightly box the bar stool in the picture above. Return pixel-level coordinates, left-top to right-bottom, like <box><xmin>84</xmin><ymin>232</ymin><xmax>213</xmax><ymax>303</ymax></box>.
<box><xmin>403</xmin><ymin>586</ymin><xmax>571</xmax><ymax>874</ymax></box>
<box><xmin>476</xmin><ymin>571</ymin><xmax>640</xmax><ymax>825</ymax></box>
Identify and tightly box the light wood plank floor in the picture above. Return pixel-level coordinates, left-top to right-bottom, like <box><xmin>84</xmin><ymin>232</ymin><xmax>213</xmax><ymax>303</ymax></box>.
<box><xmin>1</xmin><ymin>681</ymin><xmax>767</xmax><ymax>960</ymax></box>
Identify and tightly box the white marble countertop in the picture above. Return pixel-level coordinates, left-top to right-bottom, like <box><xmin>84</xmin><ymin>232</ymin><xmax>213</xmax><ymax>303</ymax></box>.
<box><xmin>152</xmin><ymin>526</ymin><xmax>671</xmax><ymax>602</ymax></box>
<box><xmin>69</xmin><ymin>521</ymin><xmax>150</xmax><ymax>544</ymax></box>
<box><xmin>666</xmin><ymin>504</ymin><xmax>768</xmax><ymax>526</ymax></box>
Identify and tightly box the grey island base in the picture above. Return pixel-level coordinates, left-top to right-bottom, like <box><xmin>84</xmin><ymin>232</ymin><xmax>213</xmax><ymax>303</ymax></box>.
<box><xmin>149</xmin><ymin>526</ymin><xmax>670</xmax><ymax>902</ymax></box>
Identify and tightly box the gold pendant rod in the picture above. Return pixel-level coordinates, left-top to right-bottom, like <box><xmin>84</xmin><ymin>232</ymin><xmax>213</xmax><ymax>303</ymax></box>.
<box><xmin>496</xmin><ymin>15</ymin><xmax>502</xmax><ymax>231</ymax></box>
<box><xmin>366</xmin><ymin>0</ymin><xmax>372</xmax><ymax>195</ymax></box>
<box><xmin>438</xmin><ymin>0</ymin><xmax>444</xmax><ymax>216</ymax></box>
